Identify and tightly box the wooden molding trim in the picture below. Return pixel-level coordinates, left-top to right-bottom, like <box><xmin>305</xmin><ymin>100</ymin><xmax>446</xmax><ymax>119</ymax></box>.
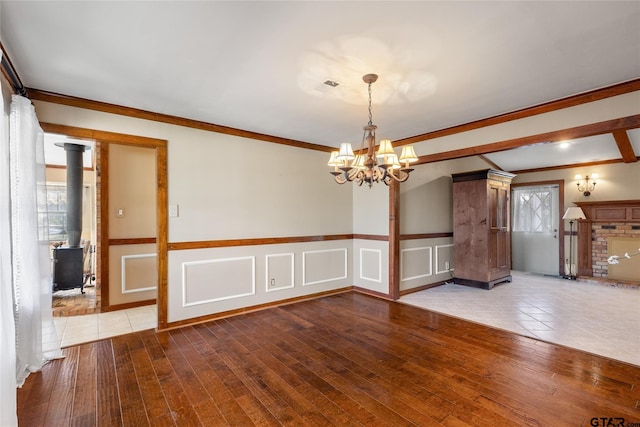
<box><xmin>46</xmin><ymin>163</ymin><xmax>95</xmax><ymax>172</ymax></box>
<box><xmin>393</xmin><ymin>79</ymin><xmax>640</xmax><ymax>147</ymax></box>
<box><xmin>108</xmin><ymin>237</ymin><xmax>157</xmax><ymax>246</ymax></box>
<box><xmin>40</xmin><ymin>122</ymin><xmax>167</xmax><ymax>148</ymax></box>
<box><xmin>29</xmin><ymin>88</ymin><xmax>333</xmax><ymax>153</ymax></box>
<box><xmin>388</xmin><ymin>180</ymin><xmax>400</xmax><ymax>300</ymax></box>
<box><xmin>510</xmin><ymin>158</ymin><xmax>630</xmax><ymax>175</ymax></box>
<box><xmin>169</xmin><ymin>234</ymin><xmax>355</xmax><ymax>250</ymax></box>
<box><xmin>160</xmin><ymin>287</ymin><xmax>352</xmax><ymax>331</ymax></box>
<box><xmin>400</xmin><ymin>232</ymin><xmax>453</xmax><ymax>240</ymax></box>
<box><xmin>352</xmin><ymin>234</ymin><xmax>389</xmax><ymax>241</ymax></box>
<box><xmin>398</xmin><ymin>280</ymin><xmax>449</xmax><ymax>296</ymax></box>
<box><xmin>414</xmin><ymin>115</ymin><xmax>640</xmax><ymax>166</ymax></box>
<box><xmin>352</xmin><ymin>286</ymin><xmax>394</xmax><ymax>301</ymax></box>
<box><xmin>100</xmin><ymin>299</ymin><xmax>156</xmax><ymax>313</ymax></box>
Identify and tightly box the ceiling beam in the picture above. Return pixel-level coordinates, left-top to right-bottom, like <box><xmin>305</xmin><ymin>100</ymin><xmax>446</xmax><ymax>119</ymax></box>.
<box><xmin>414</xmin><ymin>115</ymin><xmax>640</xmax><ymax>166</ymax></box>
<box><xmin>478</xmin><ymin>155</ymin><xmax>503</xmax><ymax>171</ymax></box>
<box><xmin>393</xmin><ymin>79</ymin><xmax>640</xmax><ymax>147</ymax></box>
<box><xmin>612</xmin><ymin>129</ymin><xmax>638</xmax><ymax>163</ymax></box>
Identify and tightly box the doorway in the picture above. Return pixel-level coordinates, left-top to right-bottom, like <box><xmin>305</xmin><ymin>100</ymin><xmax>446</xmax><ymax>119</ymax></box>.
<box><xmin>511</xmin><ymin>182</ymin><xmax>564</xmax><ymax>276</ymax></box>
<box><xmin>42</xmin><ymin>123</ymin><xmax>168</xmax><ymax>319</ymax></box>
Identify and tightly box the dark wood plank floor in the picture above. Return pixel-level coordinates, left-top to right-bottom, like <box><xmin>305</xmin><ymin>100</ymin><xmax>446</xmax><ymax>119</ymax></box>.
<box><xmin>17</xmin><ymin>292</ymin><xmax>640</xmax><ymax>426</ymax></box>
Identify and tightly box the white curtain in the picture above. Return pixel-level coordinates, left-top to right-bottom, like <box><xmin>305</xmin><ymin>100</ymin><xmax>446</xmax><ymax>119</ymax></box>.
<box><xmin>9</xmin><ymin>95</ymin><xmax>62</xmax><ymax>390</ymax></box>
<box><xmin>512</xmin><ymin>186</ymin><xmax>554</xmax><ymax>233</ymax></box>
<box><xmin>0</xmin><ymin>54</ymin><xmax>18</xmax><ymax>427</ymax></box>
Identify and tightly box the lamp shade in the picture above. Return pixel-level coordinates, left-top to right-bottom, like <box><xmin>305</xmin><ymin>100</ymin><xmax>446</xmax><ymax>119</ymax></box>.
<box><xmin>563</xmin><ymin>206</ymin><xmax>586</xmax><ymax>220</ymax></box>
<box><xmin>399</xmin><ymin>145</ymin><xmax>418</xmax><ymax>163</ymax></box>
<box><xmin>337</xmin><ymin>143</ymin><xmax>355</xmax><ymax>161</ymax></box>
<box><xmin>376</xmin><ymin>139</ymin><xmax>396</xmax><ymax>157</ymax></box>
<box><xmin>327</xmin><ymin>151</ymin><xmax>341</xmax><ymax>166</ymax></box>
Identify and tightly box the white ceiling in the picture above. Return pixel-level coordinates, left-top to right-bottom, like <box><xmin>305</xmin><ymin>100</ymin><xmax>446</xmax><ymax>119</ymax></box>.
<box><xmin>2</xmin><ymin>1</ymin><xmax>639</xmax><ymax>171</ymax></box>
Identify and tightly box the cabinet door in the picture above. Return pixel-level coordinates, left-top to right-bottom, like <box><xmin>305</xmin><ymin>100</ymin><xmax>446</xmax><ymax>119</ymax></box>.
<box><xmin>489</xmin><ymin>183</ymin><xmax>510</xmax><ymax>271</ymax></box>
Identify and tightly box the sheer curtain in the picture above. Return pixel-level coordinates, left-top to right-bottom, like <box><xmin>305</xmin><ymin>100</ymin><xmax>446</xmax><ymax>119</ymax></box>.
<box><xmin>9</xmin><ymin>94</ymin><xmax>62</xmax><ymax>390</ymax></box>
<box><xmin>0</xmin><ymin>55</ymin><xmax>18</xmax><ymax>427</ymax></box>
<box><xmin>512</xmin><ymin>186</ymin><xmax>554</xmax><ymax>233</ymax></box>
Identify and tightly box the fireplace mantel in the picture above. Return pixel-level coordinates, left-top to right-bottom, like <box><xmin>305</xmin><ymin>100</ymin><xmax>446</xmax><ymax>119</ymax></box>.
<box><xmin>574</xmin><ymin>200</ymin><xmax>640</xmax><ymax>277</ymax></box>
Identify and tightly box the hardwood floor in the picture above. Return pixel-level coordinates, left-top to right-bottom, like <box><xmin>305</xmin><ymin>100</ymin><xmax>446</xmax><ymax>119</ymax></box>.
<box><xmin>17</xmin><ymin>292</ymin><xmax>640</xmax><ymax>426</ymax></box>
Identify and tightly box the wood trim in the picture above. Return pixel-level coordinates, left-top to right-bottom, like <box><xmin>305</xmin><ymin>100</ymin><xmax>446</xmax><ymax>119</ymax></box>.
<box><xmin>168</xmin><ymin>234</ymin><xmax>355</xmax><ymax>250</ymax></box>
<box><xmin>400</xmin><ymin>232</ymin><xmax>454</xmax><ymax>240</ymax></box>
<box><xmin>414</xmin><ymin>115</ymin><xmax>640</xmax><ymax>166</ymax></box>
<box><xmin>612</xmin><ymin>129</ymin><xmax>638</xmax><ymax>163</ymax></box>
<box><xmin>510</xmin><ymin>158</ymin><xmax>628</xmax><ymax>175</ymax></box>
<box><xmin>352</xmin><ymin>234</ymin><xmax>389</xmax><ymax>241</ymax></box>
<box><xmin>99</xmin><ymin>142</ymin><xmax>110</xmax><ymax>308</ymax></box>
<box><xmin>29</xmin><ymin>89</ymin><xmax>333</xmax><ymax>153</ymax></box>
<box><xmin>108</xmin><ymin>237</ymin><xmax>157</xmax><ymax>246</ymax></box>
<box><xmin>389</xmin><ymin>180</ymin><xmax>400</xmax><ymax>300</ymax></box>
<box><xmin>352</xmin><ymin>286</ymin><xmax>393</xmax><ymax>301</ymax></box>
<box><xmin>393</xmin><ymin>79</ymin><xmax>640</xmax><ymax>147</ymax></box>
<box><xmin>100</xmin><ymin>299</ymin><xmax>156</xmax><ymax>313</ymax></box>
<box><xmin>160</xmin><ymin>287</ymin><xmax>352</xmax><ymax>331</ymax></box>
<box><xmin>45</xmin><ymin>164</ymin><xmax>95</xmax><ymax>172</ymax></box>
<box><xmin>156</xmin><ymin>144</ymin><xmax>169</xmax><ymax>331</ymax></box>
<box><xmin>511</xmin><ymin>180</ymin><xmax>565</xmax><ymax>276</ymax></box>
<box><xmin>398</xmin><ymin>280</ymin><xmax>449</xmax><ymax>296</ymax></box>
<box><xmin>40</xmin><ymin>122</ymin><xmax>166</xmax><ymax>148</ymax></box>
<box><xmin>478</xmin><ymin>154</ymin><xmax>503</xmax><ymax>171</ymax></box>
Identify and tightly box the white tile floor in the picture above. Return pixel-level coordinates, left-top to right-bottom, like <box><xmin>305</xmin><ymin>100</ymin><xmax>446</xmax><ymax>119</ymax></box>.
<box><xmin>53</xmin><ymin>305</ymin><xmax>157</xmax><ymax>348</ymax></box>
<box><xmin>401</xmin><ymin>271</ymin><xmax>640</xmax><ymax>366</ymax></box>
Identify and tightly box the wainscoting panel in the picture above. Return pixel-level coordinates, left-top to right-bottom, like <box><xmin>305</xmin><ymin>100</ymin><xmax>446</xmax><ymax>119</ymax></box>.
<box><xmin>435</xmin><ymin>244</ymin><xmax>455</xmax><ymax>275</ymax></box>
<box><xmin>121</xmin><ymin>253</ymin><xmax>158</xmax><ymax>294</ymax></box>
<box><xmin>266</xmin><ymin>253</ymin><xmax>295</xmax><ymax>292</ymax></box>
<box><xmin>168</xmin><ymin>241</ymin><xmax>352</xmax><ymax>323</ymax></box>
<box><xmin>359</xmin><ymin>248</ymin><xmax>382</xmax><ymax>283</ymax></box>
<box><xmin>303</xmin><ymin>248</ymin><xmax>348</xmax><ymax>286</ymax></box>
<box><xmin>401</xmin><ymin>246</ymin><xmax>432</xmax><ymax>282</ymax></box>
<box><xmin>182</xmin><ymin>256</ymin><xmax>255</xmax><ymax>307</ymax></box>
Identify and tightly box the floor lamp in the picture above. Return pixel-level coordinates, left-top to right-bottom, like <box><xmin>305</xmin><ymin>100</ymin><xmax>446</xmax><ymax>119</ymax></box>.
<box><xmin>563</xmin><ymin>206</ymin><xmax>586</xmax><ymax>280</ymax></box>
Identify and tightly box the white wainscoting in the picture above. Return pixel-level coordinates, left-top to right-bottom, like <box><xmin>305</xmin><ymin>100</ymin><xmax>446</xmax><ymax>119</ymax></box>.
<box><xmin>121</xmin><ymin>253</ymin><xmax>158</xmax><ymax>294</ymax></box>
<box><xmin>435</xmin><ymin>244</ymin><xmax>454</xmax><ymax>275</ymax></box>
<box><xmin>265</xmin><ymin>253</ymin><xmax>295</xmax><ymax>292</ymax></box>
<box><xmin>181</xmin><ymin>256</ymin><xmax>256</xmax><ymax>307</ymax></box>
<box><xmin>400</xmin><ymin>246</ymin><xmax>432</xmax><ymax>282</ymax></box>
<box><xmin>359</xmin><ymin>248</ymin><xmax>382</xmax><ymax>283</ymax></box>
<box><xmin>302</xmin><ymin>248</ymin><xmax>348</xmax><ymax>286</ymax></box>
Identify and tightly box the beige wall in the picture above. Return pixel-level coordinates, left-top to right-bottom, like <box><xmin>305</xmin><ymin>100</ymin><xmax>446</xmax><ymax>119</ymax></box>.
<box><xmin>30</xmin><ymin>89</ymin><xmax>640</xmax><ymax>322</ymax></box>
<box><xmin>32</xmin><ymin>100</ymin><xmax>354</xmax><ymax>322</ymax></box>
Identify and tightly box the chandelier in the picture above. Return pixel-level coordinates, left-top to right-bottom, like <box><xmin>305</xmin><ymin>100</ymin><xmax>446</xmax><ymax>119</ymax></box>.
<box><xmin>327</xmin><ymin>74</ymin><xmax>418</xmax><ymax>188</ymax></box>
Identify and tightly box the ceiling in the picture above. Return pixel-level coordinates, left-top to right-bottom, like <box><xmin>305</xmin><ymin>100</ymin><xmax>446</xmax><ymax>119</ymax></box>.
<box><xmin>1</xmin><ymin>1</ymin><xmax>639</xmax><ymax>171</ymax></box>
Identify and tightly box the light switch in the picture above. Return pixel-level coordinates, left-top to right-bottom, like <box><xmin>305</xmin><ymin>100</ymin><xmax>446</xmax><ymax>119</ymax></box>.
<box><xmin>116</xmin><ymin>208</ymin><xmax>124</xmax><ymax>218</ymax></box>
<box><xmin>169</xmin><ymin>205</ymin><xmax>179</xmax><ymax>218</ymax></box>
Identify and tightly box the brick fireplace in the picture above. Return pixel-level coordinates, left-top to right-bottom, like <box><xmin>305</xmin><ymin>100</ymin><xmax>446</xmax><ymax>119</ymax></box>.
<box><xmin>575</xmin><ymin>200</ymin><xmax>640</xmax><ymax>281</ymax></box>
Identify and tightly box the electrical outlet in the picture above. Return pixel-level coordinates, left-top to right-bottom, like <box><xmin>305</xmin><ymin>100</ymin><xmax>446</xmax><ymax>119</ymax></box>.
<box><xmin>168</xmin><ymin>204</ymin><xmax>179</xmax><ymax>217</ymax></box>
<box><xmin>445</xmin><ymin>261</ymin><xmax>450</xmax><ymax>270</ymax></box>
<box><xmin>116</xmin><ymin>208</ymin><xmax>124</xmax><ymax>218</ymax></box>
<box><xmin>270</xmin><ymin>279</ymin><xmax>276</xmax><ymax>287</ymax></box>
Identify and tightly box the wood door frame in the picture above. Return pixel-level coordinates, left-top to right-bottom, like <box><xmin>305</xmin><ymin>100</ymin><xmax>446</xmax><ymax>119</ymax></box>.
<box><xmin>511</xmin><ymin>180</ymin><xmax>565</xmax><ymax>275</ymax></box>
<box><xmin>40</xmin><ymin>123</ymin><xmax>168</xmax><ymax>325</ymax></box>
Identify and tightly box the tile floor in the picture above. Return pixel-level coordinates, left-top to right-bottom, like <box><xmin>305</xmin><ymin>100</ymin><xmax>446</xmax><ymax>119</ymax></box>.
<box><xmin>401</xmin><ymin>271</ymin><xmax>640</xmax><ymax>366</ymax></box>
<box><xmin>53</xmin><ymin>304</ymin><xmax>157</xmax><ymax>348</ymax></box>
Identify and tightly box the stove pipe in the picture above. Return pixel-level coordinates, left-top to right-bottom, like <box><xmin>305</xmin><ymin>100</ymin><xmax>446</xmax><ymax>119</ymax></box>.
<box><xmin>62</xmin><ymin>143</ymin><xmax>87</xmax><ymax>248</ymax></box>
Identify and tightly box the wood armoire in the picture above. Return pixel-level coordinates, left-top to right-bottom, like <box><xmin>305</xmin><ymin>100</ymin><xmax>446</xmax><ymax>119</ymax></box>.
<box><xmin>452</xmin><ymin>169</ymin><xmax>516</xmax><ymax>289</ymax></box>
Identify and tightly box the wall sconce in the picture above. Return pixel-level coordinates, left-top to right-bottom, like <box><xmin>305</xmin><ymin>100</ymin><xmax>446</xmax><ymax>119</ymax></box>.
<box><xmin>575</xmin><ymin>173</ymin><xmax>597</xmax><ymax>196</ymax></box>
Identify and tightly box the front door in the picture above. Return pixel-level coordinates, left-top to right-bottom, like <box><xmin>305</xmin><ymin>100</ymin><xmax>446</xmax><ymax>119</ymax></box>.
<box><xmin>511</xmin><ymin>184</ymin><xmax>560</xmax><ymax>275</ymax></box>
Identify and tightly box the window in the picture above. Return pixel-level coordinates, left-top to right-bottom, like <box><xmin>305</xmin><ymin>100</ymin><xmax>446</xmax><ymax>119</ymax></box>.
<box><xmin>39</xmin><ymin>184</ymin><xmax>68</xmax><ymax>241</ymax></box>
<box><xmin>512</xmin><ymin>187</ymin><xmax>553</xmax><ymax>233</ymax></box>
